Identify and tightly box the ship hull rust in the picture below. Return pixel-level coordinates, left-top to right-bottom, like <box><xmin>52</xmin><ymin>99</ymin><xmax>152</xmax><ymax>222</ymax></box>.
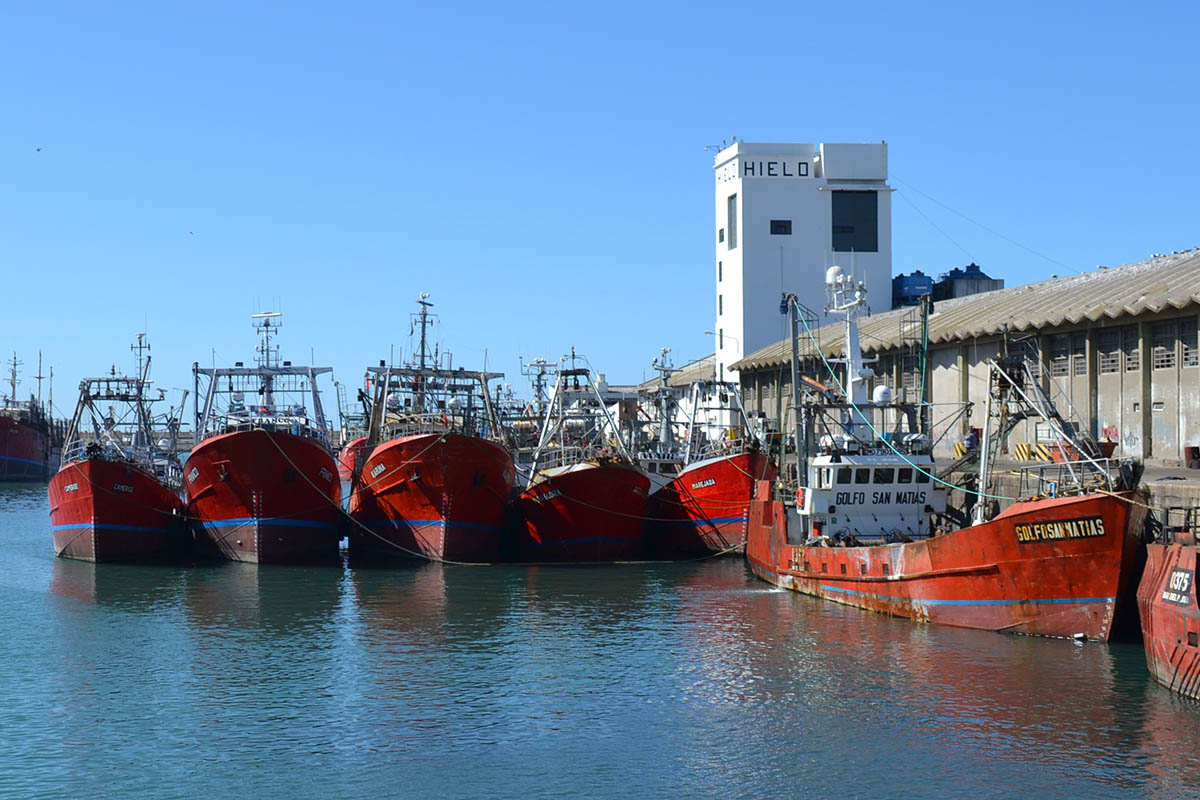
<box><xmin>185</xmin><ymin>429</ymin><xmax>342</xmax><ymax>564</ymax></box>
<box><xmin>746</xmin><ymin>481</ymin><xmax>1146</xmax><ymax>640</ymax></box>
<box><xmin>49</xmin><ymin>458</ymin><xmax>186</xmax><ymax>562</ymax></box>
<box><xmin>1138</xmin><ymin>542</ymin><xmax>1200</xmax><ymax>699</ymax></box>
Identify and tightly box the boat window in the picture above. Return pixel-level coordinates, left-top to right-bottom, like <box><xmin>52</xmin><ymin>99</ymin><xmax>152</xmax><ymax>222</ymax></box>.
<box><xmin>647</xmin><ymin>463</ymin><xmax>657</xmax><ymax>473</ymax></box>
<box><xmin>836</xmin><ymin>467</ymin><xmax>851</xmax><ymax>484</ymax></box>
<box><xmin>816</xmin><ymin>468</ymin><xmax>832</xmax><ymax>489</ymax></box>
<box><xmin>874</xmin><ymin>468</ymin><xmax>894</xmax><ymax>484</ymax></box>
<box><xmin>916</xmin><ymin>470</ymin><xmax>931</xmax><ymax>484</ymax></box>
<box><xmin>855</xmin><ymin>468</ymin><xmax>870</xmax><ymax>484</ymax></box>
<box><xmin>898</xmin><ymin>468</ymin><xmax>913</xmax><ymax>484</ymax></box>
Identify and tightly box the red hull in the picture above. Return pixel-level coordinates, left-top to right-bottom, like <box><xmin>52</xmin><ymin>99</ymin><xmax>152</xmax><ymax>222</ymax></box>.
<box><xmin>646</xmin><ymin>451</ymin><xmax>776</xmax><ymax>557</ymax></box>
<box><xmin>1138</xmin><ymin>543</ymin><xmax>1200</xmax><ymax>699</ymax></box>
<box><xmin>184</xmin><ymin>430</ymin><xmax>342</xmax><ymax>564</ymax></box>
<box><xmin>515</xmin><ymin>461</ymin><xmax>650</xmax><ymax>562</ymax></box>
<box><xmin>746</xmin><ymin>481</ymin><xmax>1146</xmax><ymax>640</ymax></box>
<box><xmin>347</xmin><ymin>433</ymin><xmax>515</xmax><ymax>562</ymax></box>
<box><xmin>0</xmin><ymin>416</ymin><xmax>47</xmax><ymax>481</ymax></box>
<box><xmin>48</xmin><ymin>458</ymin><xmax>186</xmax><ymax>562</ymax></box>
<box><xmin>336</xmin><ymin>436</ymin><xmax>367</xmax><ymax>482</ymax></box>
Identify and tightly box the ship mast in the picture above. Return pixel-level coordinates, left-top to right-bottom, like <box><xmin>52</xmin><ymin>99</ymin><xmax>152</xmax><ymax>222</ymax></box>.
<box><xmin>651</xmin><ymin>348</ymin><xmax>677</xmax><ymax>454</ymax></box>
<box><xmin>35</xmin><ymin>352</ymin><xmax>44</xmax><ymax>409</ymax></box>
<box><xmin>131</xmin><ymin>333</ymin><xmax>152</xmax><ymax>448</ymax></box>
<box><xmin>521</xmin><ymin>357</ymin><xmax>557</xmax><ymax>418</ymax></box>
<box><xmin>412</xmin><ymin>293</ymin><xmax>436</xmax><ymax>412</ymax></box>
<box><xmin>7</xmin><ymin>352</ymin><xmax>20</xmax><ymax>404</ymax></box>
<box><xmin>252</xmin><ymin>312</ymin><xmax>282</xmax><ymax>409</ymax></box>
<box><xmin>824</xmin><ymin>266</ymin><xmax>873</xmax><ymax>440</ymax></box>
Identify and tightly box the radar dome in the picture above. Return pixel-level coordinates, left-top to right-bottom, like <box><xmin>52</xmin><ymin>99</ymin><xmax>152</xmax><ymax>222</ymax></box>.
<box><xmin>825</xmin><ymin>265</ymin><xmax>844</xmax><ymax>285</ymax></box>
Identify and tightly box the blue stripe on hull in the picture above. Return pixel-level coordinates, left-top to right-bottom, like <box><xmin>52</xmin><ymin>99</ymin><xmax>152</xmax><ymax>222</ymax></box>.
<box><xmin>818</xmin><ymin>583</ymin><xmax>1115</xmax><ymax>606</ymax></box>
<box><xmin>0</xmin><ymin>454</ymin><xmax>45</xmax><ymax>467</ymax></box>
<box><xmin>199</xmin><ymin>517</ymin><xmax>339</xmax><ymax>531</ymax></box>
<box><xmin>359</xmin><ymin>518</ymin><xmax>502</xmax><ymax>533</ymax></box>
<box><xmin>660</xmin><ymin>516</ymin><xmax>747</xmax><ymax>527</ymax></box>
<box><xmin>52</xmin><ymin>522</ymin><xmax>167</xmax><ymax>534</ymax></box>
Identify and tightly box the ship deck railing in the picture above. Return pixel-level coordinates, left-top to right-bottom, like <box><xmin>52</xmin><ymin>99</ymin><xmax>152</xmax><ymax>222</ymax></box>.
<box><xmin>211</xmin><ymin>415</ymin><xmax>330</xmax><ymax>446</ymax></box>
<box><xmin>534</xmin><ymin>443</ymin><xmax>630</xmax><ymax>472</ymax></box>
<box><xmin>378</xmin><ymin>411</ymin><xmax>499</xmax><ymax>441</ymax></box>
<box><xmin>1011</xmin><ymin>458</ymin><xmax>1124</xmax><ymax>497</ymax></box>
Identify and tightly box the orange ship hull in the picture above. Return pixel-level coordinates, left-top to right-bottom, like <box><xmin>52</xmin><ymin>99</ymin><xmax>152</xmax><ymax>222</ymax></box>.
<box><xmin>515</xmin><ymin>461</ymin><xmax>650</xmax><ymax>562</ymax></box>
<box><xmin>746</xmin><ymin>481</ymin><xmax>1146</xmax><ymax>640</ymax></box>
<box><xmin>347</xmin><ymin>433</ymin><xmax>515</xmax><ymax>563</ymax></box>
<box><xmin>184</xmin><ymin>429</ymin><xmax>342</xmax><ymax>564</ymax></box>
<box><xmin>646</xmin><ymin>451</ymin><xmax>775</xmax><ymax>557</ymax></box>
<box><xmin>1137</xmin><ymin>542</ymin><xmax>1200</xmax><ymax>698</ymax></box>
<box><xmin>49</xmin><ymin>458</ymin><xmax>186</xmax><ymax>562</ymax></box>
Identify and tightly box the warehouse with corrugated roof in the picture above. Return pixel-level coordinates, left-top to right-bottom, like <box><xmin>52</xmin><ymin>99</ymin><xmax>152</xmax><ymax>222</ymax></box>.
<box><xmin>730</xmin><ymin>250</ymin><xmax>1200</xmax><ymax>467</ymax></box>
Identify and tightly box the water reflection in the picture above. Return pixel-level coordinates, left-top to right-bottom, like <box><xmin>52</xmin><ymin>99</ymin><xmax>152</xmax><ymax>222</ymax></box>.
<box><xmin>8</xmin><ymin>478</ymin><xmax>1200</xmax><ymax>799</ymax></box>
<box><xmin>49</xmin><ymin>559</ymin><xmax>187</xmax><ymax>612</ymax></box>
<box><xmin>181</xmin><ymin>561</ymin><xmax>345</xmax><ymax>634</ymax></box>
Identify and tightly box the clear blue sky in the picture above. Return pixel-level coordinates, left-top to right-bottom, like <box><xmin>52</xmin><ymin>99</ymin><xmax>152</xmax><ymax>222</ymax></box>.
<box><xmin>3</xmin><ymin>0</ymin><xmax>1197</xmax><ymax>421</ymax></box>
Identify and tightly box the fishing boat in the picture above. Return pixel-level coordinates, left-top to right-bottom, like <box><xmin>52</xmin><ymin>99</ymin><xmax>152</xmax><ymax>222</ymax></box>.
<box><xmin>745</xmin><ymin>266</ymin><xmax>1147</xmax><ymax>640</ymax></box>
<box><xmin>1137</xmin><ymin>509</ymin><xmax>1200</xmax><ymax>699</ymax></box>
<box><xmin>48</xmin><ymin>336</ymin><xmax>188</xmax><ymax>561</ymax></box>
<box><xmin>336</xmin><ymin>435</ymin><xmax>367</xmax><ymax>482</ymax></box>
<box><xmin>347</xmin><ymin>295</ymin><xmax>515</xmax><ymax>563</ymax></box>
<box><xmin>515</xmin><ymin>355</ymin><xmax>650</xmax><ymax>562</ymax></box>
<box><xmin>184</xmin><ymin>313</ymin><xmax>342</xmax><ymax>564</ymax></box>
<box><xmin>0</xmin><ymin>353</ymin><xmax>54</xmax><ymax>481</ymax></box>
<box><xmin>637</xmin><ymin>350</ymin><xmax>777</xmax><ymax>557</ymax></box>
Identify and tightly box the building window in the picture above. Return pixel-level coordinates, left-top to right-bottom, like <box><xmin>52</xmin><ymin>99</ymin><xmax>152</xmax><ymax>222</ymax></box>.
<box><xmin>831</xmin><ymin>191</ymin><xmax>878</xmax><ymax>252</ymax></box>
<box><xmin>718</xmin><ymin>261</ymin><xmax>722</xmax><ymax>282</ymax></box>
<box><xmin>1071</xmin><ymin>333</ymin><xmax>1087</xmax><ymax>376</ymax></box>
<box><xmin>718</xmin><ymin>295</ymin><xmax>723</xmax><ymax>315</ymax></box>
<box><xmin>770</xmin><ymin>219</ymin><xmax>792</xmax><ymax>235</ymax></box>
<box><xmin>726</xmin><ymin>194</ymin><xmax>738</xmax><ymax>249</ymax></box>
<box><xmin>718</xmin><ymin>228</ymin><xmax>724</xmax><ymax>243</ymax></box>
<box><xmin>1049</xmin><ymin>335</ymin><xmax>1070</xmax><ymax>377</ymax></box>
<box><xmin>719</xmin><ymin>328</ymin><xmax>724</xmax><ymax>348</ymax></box>
<box><xmin>1182</xmin><ymin>318</ymin><xmax>1198</xmax><ymax>367</ymax></box>
<box><xmin>1152</xmin><ymin>322</ymin><xmax>1177</xmax><ymax>370</ymax></box>
<box><xmin>1098</xmin><ymin>331</ymin><xmax>1120</xmax><ymax>374</ymax></box>
<box><xmin>1123</xmin><ymin>326</ymin><xmax>1140</xmax><ymax>371</ymax></box>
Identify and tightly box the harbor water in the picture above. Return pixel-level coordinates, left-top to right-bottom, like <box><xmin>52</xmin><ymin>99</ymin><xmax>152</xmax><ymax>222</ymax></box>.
<box><xmin>3</xmin><ymin>480</ymin><xmax>1200</xmax><ymax>799</ymax></box>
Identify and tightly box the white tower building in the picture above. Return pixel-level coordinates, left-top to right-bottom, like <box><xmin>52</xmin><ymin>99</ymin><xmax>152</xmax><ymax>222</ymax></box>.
<box><xmin>713</xmin><ymin>141</ymin><xmax>892</xmax><ymax>380</ymax></box>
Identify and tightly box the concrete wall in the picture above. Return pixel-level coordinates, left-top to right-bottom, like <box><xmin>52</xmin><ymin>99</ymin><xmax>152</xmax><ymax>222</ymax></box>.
<box><xmin>713</xmin><ymin>141</ymin><xmax>891</xmax><ymax>384</ymax></box>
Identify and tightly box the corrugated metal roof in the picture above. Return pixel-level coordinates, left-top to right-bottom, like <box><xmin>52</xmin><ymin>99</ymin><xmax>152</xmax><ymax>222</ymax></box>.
<box><xmin>731</xmin><ymin>250</ymin><xmax>1200</xmax><ymax>371</ymax></box>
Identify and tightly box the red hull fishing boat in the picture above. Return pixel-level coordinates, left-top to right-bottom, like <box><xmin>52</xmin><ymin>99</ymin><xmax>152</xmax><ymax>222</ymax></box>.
<box><xmin>49</xmin><ymin>336</ymin><xmax>187</xmax><ymax>561</ymax></box>
<box><xmin>745</xmin><ymin>267</ymin><xmax>1147</xmax><ymax>641</ymax></box>
<box><xmin>514</xmin><ymin>357</ymin><xmax>650</xmax><ymax>562</ymax></box>
<box><xmin>748</xmin><ymin>483</ymin><xmax>1145</xmax><ymax>639</ymax></box>
<box><xmin>635</xmin><ymin>351</ymin><xmax>778</xmax><ymax>556</ymax></box>
<box><xmin>185</xmin><ymin>313</ymin><xmax>342</xmax><ymax>564</ymax></box>
<box><xmin>1137</xmin><ymin>511</ymin><xmax>1200</xmax><ymax>699</ymax></box>
<box><xmin>351</xmin><ymin>433</ymin><xmax>515</xmax><ymax>562</ymax></box>
<box><xmin>347</xmin><ymin>295</ymin><xmax>516</xmax><ymax>562</ymax></box>
<box><xmin>336</xmin><ymin>435</ymin><xmax>367</xmax><ymax>482</ymax></box>
<box><xmin>1</xmin><ymin>353</ymin><xmax>54</xmax><ymax>481</ymax></box>
<box><xmin>649</xmin><ymin>450</ymin><xmax>776</xmax><ymax>556</ymax></box>
<box><xmin>518</xmin><ymin>460</ymin><xmax>650</xmax><ymax>562</ymax></box>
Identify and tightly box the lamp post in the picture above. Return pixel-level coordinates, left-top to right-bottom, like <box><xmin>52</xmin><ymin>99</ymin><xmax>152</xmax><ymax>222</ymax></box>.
<box><xmin>703</xmin><ymin>331</ymin><xmax>740</xmax><ymax>383</ymax></box>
